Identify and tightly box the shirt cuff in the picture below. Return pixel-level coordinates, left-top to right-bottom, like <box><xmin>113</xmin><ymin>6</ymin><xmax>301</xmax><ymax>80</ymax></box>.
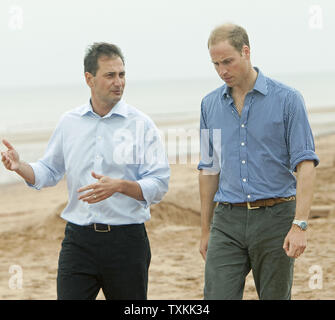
<box><xmin>290</xmin><ymin>150</ymin><xmax>320</xmax><ymax>172</ymax></box>
<box><xmin>136</xmin><ymin>179</ymin><xmax>154</xmax><ymax>209</ymax></box>
<box><xmin>197</xmin><ymin>162</ymin><xmax>221</xmax><ymax>174</ymax></box>
<box><xmin>25</xmin><ymin>162</ymin><xmax>43</xmax><ymax>190</ymax></box>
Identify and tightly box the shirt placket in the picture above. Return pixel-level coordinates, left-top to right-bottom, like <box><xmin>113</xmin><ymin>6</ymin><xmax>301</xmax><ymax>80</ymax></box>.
<box><xmin>239</xmin><ymin>93</ymin><xmax>254</xmax><ymax>202</ymax></box>
<box><xmin>94</xmin><ymin>119</ymin><xmax>104</xmax><ymax>173</ymax></box>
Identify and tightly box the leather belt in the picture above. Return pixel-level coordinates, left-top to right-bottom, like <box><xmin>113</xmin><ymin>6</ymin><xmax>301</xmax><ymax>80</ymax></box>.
<box><xmin>92</xmin><ymin>223</ymin><xmax>111</xmax><ymax>232</ymax></box>
<box><xmin>68</xmin><ymin>222</ymin><xmax>142</xmax><ymax>233</ymax></box>
<box><xmin>81</xmin><ymin>223</ymin><xmax>112</xmax><ymax>232</ymax></box>
<box><xmin>220</xmin><ymin>196</ymin><xmax>296</xmax><ymax>210</ymax></box>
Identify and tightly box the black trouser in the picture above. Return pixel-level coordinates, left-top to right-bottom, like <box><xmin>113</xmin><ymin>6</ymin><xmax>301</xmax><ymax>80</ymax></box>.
<box><xmin>57</xmin><ymin>222</ymin><xmax>151</xmax><ymax>300</ymax></box>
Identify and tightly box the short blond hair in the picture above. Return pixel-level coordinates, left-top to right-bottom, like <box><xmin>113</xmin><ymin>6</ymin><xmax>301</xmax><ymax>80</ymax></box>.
<box><xmin>208</xmin><ymin>23</ymin><xmax>250</xmax><ymax>52</ymax></box>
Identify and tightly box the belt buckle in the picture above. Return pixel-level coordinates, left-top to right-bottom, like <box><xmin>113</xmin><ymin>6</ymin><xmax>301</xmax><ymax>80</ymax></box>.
<box><xmin>247</xmin><ymin>202</ymin><xmax>260</xmax><ymax>210</ymax></box>
<box><xmin>94</xmin><ymin>223</ymin><xmax>111</xmax><ymax>232</ymax></box>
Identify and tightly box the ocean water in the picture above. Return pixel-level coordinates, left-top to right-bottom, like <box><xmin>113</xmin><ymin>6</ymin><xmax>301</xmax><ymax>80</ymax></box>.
<box><xmin>0</xmin><ymin>72</ymin><xmax>334</xmax><ymax>185</ymax></box>
<box><xmin>1</xmin><ymin>72</ymin><xmax>335</xmax><ymax>133</ymax></box>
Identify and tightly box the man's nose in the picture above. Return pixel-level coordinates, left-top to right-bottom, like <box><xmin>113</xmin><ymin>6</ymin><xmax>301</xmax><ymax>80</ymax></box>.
<box><xmin>218</xmin><ymin>65</ymin><xmax>227</xmax><ymax>77</ymax></box>
<box><xmin>113</xmin><ymin>76</ymin><xmax>123</xmax><ymax>87</ymax></box>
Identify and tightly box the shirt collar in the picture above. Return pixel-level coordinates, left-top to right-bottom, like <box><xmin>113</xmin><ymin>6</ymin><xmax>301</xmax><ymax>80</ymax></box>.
<box><xmin>222</xmin><ymin>84</ymin><xmax>231</xmax><ymax>99</ymax></box>
<box><xmin>222</xmin><ymin>66</ymin><xmax>268</xmax><ymax>99</ymax></box>
<box><xmin>252</xmin><ymin>67</ymin><xmax>268</xmax><ymax>96</ymax></box>
<box><xmin>80</xmin><ymin>99</ymin><xmax>129</xmax><ymax>118</ymax></box>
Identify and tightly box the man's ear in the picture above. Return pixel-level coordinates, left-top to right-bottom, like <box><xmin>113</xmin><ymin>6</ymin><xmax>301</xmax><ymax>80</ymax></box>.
<box><xmin>241</xmin><ymin>45</ymin><xmax>250</xmax><ymax>58</ymax></box>
<box><xmin>85</xmin><ymin>72</ymin><xmax>94</xmax><ymax>88</ymax></box>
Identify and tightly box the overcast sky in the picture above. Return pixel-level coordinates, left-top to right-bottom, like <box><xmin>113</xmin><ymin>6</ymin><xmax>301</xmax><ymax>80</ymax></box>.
<box><xmin>1</xmin><ymin>0</ymin><xmax>334</xmax><ymax>86</ymax></box>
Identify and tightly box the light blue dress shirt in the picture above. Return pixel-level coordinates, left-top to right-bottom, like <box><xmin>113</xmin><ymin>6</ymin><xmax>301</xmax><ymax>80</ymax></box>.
<box><xmin>28</xmin><ymin>99</ymin><xmax>170</xmax><ymax>226</ymax></box>
<box><xmin>198</xmin><ymin>67</ymin><xmax>320</xmax><ymax>203</ymax></box>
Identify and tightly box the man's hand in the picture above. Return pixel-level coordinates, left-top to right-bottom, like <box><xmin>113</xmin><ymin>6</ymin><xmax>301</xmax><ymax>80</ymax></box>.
<box><xmin>77</xmin><ymin>171</ymin><xmax>122</xmax><ymax>204</ymax></box>
<box><xmin>1</xmin><ymin>139</ymin><xmax>20</xmax><ymax>171</ymax></box>
<box><xmin>1</xmin><ymin>139</ymin><xmax>35</xmax><ymax>184</ymax></box>
<box><xmin>199</xmin><ymin>232</ymin><xmax>210</xmax><ymax>261</ymax></box>
<box><xmin>283</xmin><ymin>225</ymin><xmax>307</xmax><ymax>258</ymax></box>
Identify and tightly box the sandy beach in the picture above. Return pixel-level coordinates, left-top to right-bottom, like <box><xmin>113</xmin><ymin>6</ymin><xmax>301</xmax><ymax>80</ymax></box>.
<box><xmin>0</xmin><ymin>133</ymin><xmax>334</xmax><ymax>300</ymax></box>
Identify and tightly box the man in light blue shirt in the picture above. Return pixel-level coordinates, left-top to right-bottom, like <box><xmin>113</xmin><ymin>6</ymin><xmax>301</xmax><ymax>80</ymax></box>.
<box><xmin>1</xmin><ymin>43</ymin><xmax>170</xmax><ymax>299</ymax></box>
<box><xmin>198</xmin><ymin>24</ymin><xmax>319</xmax><ymax>299</ymax></box>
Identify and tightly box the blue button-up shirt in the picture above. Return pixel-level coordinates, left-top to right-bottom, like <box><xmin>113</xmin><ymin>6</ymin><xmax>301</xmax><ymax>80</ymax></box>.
<box><xmin>28</xmin><ymin>99</ymin><xmax>170</xmax><ymax>226</ymax></box>
<box><xmin>198</xmin><ymin>68</ymin><xmax>319</xmax><ymax>203</ymax></box>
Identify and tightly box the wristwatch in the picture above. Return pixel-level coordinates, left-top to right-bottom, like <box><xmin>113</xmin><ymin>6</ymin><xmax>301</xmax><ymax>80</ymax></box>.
<box><xmin>292</xmin><ymin>219</ymin><xmax>308</xmax><ymax>231</ymax></box>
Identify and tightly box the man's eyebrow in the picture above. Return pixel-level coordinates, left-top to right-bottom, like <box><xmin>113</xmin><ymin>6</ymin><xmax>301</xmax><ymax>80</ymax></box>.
<box><xmin>105</xmin><ymin>71</ymin><xmax>125</xmax><ymax>74</ymax></box>
<box><xmin>104</xmin><ymin>71</ymin><xmax>125</xmax><ymax>75</ymax></box>
<box><xmin>212</xmin><ymin>57</ymin><xmax>233</xmax><ymax>64</ymax></box>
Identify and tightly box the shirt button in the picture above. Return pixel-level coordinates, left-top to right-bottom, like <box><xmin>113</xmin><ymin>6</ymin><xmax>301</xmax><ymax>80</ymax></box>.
<box><xmin>243</xmin><ymin>178</ymin><xmax>247</xmax><ymax>182</ymax></box>
<box><xmin>97</xmin><ymin>136</ymin><xmax>102</xmax><ymax>140</ymax></box>
<box><xmin>247</xmin><ymin>195</ymin><xmax>251</xmax><ymax>199</ymax></box>
<box><xmin>242</xmin><ymin>160</ymin><xmax>246</xmax><ymax>164</ymax></box>
<box><xmin>241</xmin><ymin>142</ymin><xmax>245</xmax><ymax>146</ymax></box>
<box><xmin>96</xmin><ymin>155</ymin><xmax>100</xmax><ymax>159</ymax></box>
<box><xmin>241</xmin><ymin>124</ymin><xmax>245</xmax><ymax>128</ymax></box>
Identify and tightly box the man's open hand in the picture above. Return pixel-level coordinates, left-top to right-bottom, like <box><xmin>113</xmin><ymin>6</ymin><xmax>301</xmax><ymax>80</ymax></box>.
<box><xmin>77</xmin><ymin>171</ymin><xmax>122</xmax><ymax>204</ymax></box>
<box><xmin>1</xmin><ymin>139</ymin><xmax>20</xmax><ymax>171</ymax></box>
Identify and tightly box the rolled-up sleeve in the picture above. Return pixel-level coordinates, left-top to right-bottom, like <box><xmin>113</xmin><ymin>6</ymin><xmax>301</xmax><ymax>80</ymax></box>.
<box><xmin>27</xmin><ymin>118</ymin><xmax>65</xmax><ymax>190</ymax></box>
<box><xmin>136</xmin><ymin>122</ymin><xmax>170</xmax><ymax>208</ymax></box>
<box><xmin>197</xmin><ymin>99</ymin><xmax>221</xmax><ymax>174</ymax></box>
<box><xmin>286</xmin><ymin>90</ymin><xmax>320</xmax><ymax>172</ymax></box>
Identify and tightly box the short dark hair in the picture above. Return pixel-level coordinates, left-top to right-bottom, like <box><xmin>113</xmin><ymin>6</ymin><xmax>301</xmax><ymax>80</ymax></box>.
<box><xmin>84</xmin><ymin>42</ymin><xmax>125</xmax><ymax>76</ymax></box>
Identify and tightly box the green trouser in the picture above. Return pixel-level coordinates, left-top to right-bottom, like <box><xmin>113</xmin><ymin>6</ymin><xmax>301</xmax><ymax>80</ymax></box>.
<box><xmin>204</xmin><ymin>200</ymin><xmax>295</xmax><ymax>300</ymax></box>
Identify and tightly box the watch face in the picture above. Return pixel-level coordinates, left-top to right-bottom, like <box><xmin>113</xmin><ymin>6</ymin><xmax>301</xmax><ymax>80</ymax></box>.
<box><xmin>300</xmin><ymin>221</ymin><xmax>307</xmax><ymax>230</ymax></box>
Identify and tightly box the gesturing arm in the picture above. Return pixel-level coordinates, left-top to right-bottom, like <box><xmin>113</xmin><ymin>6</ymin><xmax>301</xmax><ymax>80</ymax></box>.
<box><xmin>199</xmin><ymin>169</ymin><xmax>219</xmax><ymax>261</ymax></box>
<box><xmin>78</xmin><ymin>171</ymin><xmax>144</xmax><ymax>203</ymax></box>
<box><xmin>1</xmin><ymin>139</ymin><xmax>35</xmax><ymax>185</ymax></box>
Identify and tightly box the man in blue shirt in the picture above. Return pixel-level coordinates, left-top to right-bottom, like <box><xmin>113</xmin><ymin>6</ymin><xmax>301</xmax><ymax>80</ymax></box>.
<box><xmin>198</xmin><ymin>24</ymin><xmax>319</xmax><ymax>299</ymax></box>
<box><xmin>1</xmin><ymin>43</ymin><xmax>170</xmax><ymax>299</ymax></box>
